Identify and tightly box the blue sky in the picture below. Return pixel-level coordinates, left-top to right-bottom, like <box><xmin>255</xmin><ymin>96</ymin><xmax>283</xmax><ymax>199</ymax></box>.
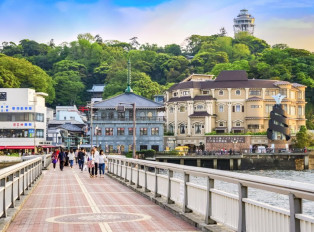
<box><xmin>0</xmin><ymin>0</ymin><xmax>314</xmax><ymax>51</ymax></box>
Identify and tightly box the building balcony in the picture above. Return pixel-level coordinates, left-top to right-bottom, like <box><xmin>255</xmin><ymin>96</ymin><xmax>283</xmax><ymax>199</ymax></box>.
<box><xmin>90</xmin><ymin>116</ymin><xmax>165</xmax><ymax>122</ymax></box>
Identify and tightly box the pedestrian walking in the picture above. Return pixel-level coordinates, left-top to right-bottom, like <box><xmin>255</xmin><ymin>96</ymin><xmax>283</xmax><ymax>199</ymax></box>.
<box><xmin>64</xmin><ymin>149</ymin><xmax>69</xmax><ymax>166</ymax></box>
<box><xmin>75</xmin><ymin>149</ymin><xmax>79</xmax><ymax>165</ymax></box>
<box><xmin>58</xmin><ymin>149</ymin><xmax>66</xmax><ymax>171</ymax></box>
<box><xmin>52</xmin><ymin>149</ymin><xmax>59</xmax><ymax>171</ymax></box>
<box><xmin>98</xmin><ymin>150</ymin><xmax>105</xmax><ymax>178</ymax></box>
<box><xmin>88</xmin><ymin>150</ymin><xmax>95</xmax><ymax>178</ymax></box>
<box><xmin>68</xmin><ymin>149</ymin><xmax>75</xmax><ymax>168</ymax></box>
<box><xmin>78</xmin><ymin>148</ymin><xmax>85</xmax><ymax>171</ymax></box>
<box><xmin>94</xmin><ymin>147</ymin><xmax>99</xmax><ymax>177</ymax></box>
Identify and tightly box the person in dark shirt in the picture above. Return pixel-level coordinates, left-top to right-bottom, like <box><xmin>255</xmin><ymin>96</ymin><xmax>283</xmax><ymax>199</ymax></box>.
<box><xmin>78</xmin><ymin>148</ymin><xmax>85</xmax><ymax>172</ymax></box>
<box><xmin>58</xmin><ymin>149</ymin><xmax>66</xmax><ymax>171</ymax></box>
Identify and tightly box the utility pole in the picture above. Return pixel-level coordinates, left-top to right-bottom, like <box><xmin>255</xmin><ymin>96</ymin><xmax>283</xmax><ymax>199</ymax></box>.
<box><xmin>90</xmin><ymin>101</ymin><xmax>93</xmax><ymax>152</ymax></box>
<box><xmin>132</xmin><ymin>103</ymin><xmax>136</xmax><ymax>159</ymax></box>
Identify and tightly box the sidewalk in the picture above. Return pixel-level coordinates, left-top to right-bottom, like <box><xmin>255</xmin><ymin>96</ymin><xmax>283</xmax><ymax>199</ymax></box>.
<box><xmin>6</xmin><ymin>163</ymin><xmax>199</xmax><ymax>232</ymax></box>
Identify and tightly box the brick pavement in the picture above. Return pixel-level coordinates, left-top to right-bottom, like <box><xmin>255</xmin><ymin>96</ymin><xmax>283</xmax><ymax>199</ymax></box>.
<box><xmin>6</xmin><ymin>163</ymin><xmax>199</xmax><ymax>232</ymax></box>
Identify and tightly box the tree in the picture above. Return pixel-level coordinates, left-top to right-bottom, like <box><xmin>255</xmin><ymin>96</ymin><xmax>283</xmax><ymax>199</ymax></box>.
<box><xmin>165</xmin><ymin>44</ymin><xmax>181</xmax><ymax>56</ymax></box>
<box><xmin>0</xmin><ymin>66</ymin><xmax>20</xmax><ymax>87</ymax></box>
<box><xmin>294</xmin><ymin>126</ymin><xmax>312</xmax><ymax>148</ymax></box>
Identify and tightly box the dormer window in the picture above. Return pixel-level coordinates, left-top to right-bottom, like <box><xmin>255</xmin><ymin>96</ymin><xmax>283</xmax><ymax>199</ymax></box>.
<box><xmin>195</xmin><ymin>104</ymin><xmax>204</xmax><ymax>111</ymax></box>
<box><xmin>182</xmin><ymin>91</ymin><xmax>190</xmax><ymax>96</ymax></box>
<box><xmin>203</xmin><ymin>91</ymin><xmax>209</xmax><ymax>95</ymax></box>
<box><xmin>173</xmin><ymin>92</ymin><xmax>178</xmax><ymax>97</ymax></box>
<box><xmin>236</xmin><ymin>90</ymin><xmax>241</xmax><ymax>95</ymax></box>
<box><xmin>219</xmin><ymin>90</ymin><xmax>224</xmax><ymax>96</ymax></box>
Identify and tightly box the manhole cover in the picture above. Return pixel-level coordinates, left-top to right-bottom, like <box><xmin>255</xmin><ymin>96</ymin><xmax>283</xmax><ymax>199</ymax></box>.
<box><xmin>47</xmin><ymin>212</ymin><xmax>150</xmax><ymax>224</ymax></box>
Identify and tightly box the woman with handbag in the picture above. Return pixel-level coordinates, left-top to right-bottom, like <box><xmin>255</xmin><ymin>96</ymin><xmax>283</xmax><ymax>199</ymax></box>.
<box><xmin>88</xmin><ymin>150</ymin><xmax>95</xmax><ymax>178</ymax></box>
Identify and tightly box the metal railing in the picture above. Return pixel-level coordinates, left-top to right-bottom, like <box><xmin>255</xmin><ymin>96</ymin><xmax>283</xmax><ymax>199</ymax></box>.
<box><xmin>108</xmin><ymin>156</ymin><xmax>314</xmax><ymax>232</ymax></box>
<box><xmin>22</xmin><ymin>153</ymin><xmax>52</xmax><ymax>170</ymax></box>
<box><xmin>0</xmin><ymin>157</ymin><xmax>42</xmax><ymax>218</ymax></box>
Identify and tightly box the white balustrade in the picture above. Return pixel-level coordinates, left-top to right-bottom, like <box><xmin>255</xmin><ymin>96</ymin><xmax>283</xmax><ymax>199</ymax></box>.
<box><xmin>107</xmin><ymin>156</ymin><xmax>314</xmax><ymax>232</ymax></box>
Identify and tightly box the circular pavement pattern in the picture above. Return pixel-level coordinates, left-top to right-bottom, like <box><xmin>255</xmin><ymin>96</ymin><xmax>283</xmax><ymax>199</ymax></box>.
<box><xmin>46</xmin><ymin>212</ymin><xmax>151</xmax><ymax>224</ymax></box>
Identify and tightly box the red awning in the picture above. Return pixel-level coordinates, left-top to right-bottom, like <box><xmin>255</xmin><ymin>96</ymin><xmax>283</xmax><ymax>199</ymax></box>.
<box><xmin>0</xmin><ymin>146</ymin><xmax>35</xmax><ymax>150</ymax></box>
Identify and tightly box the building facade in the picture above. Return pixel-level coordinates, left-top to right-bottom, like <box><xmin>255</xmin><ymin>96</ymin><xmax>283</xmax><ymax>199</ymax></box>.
<box><xmin>164</xmin><ymin>71</ymin><xmax>306</xmax><ymax>150</ymax></box>
<box><xmin>0</xmin><ymin>88</ymin><xmax>49</xmax><ymax>152</ymax></box>
<box><xmin>91</xmin><ymin>92</ymin><xmax>164</xmax><ymax>152</ymax></box>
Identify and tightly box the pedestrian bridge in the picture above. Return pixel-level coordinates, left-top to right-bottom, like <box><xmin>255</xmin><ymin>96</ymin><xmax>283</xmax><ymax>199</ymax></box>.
<box><xmin>0</xmin><ymin>155</ymin><xmax>313</xmax><ymax>232</ymax></box>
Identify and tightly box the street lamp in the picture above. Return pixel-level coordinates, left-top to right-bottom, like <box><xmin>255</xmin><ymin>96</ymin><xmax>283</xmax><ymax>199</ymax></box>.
<box><xmin>118</xmin><ymin>102</ymin><xmax>136</xmax><ymax>159</ymax></box>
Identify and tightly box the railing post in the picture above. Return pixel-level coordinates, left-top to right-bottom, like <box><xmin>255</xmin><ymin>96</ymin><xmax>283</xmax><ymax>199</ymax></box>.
<box><xmin>17</xmin><ymin>170</ymin><xmax>21</xmax><ymax>200</ymax></box>
<box><xmin>136</xmin><ymin>164</ymin><xmax>140</xmax><ymax>188</ymax></box>
<box><xmin>289</xmin><ymin>193</ymin><xmax>302</xmax><ymax>232</ymax></box>
<box><xmin>166</xmin><ymin>170</ymin><xmax>174</xmax><ymax>204</ymax></box>
<box><xmin>183</xmin><ymin>172</ymin><xmax>192</xmax><ymax>213</ymax></box>
<box><xmin>205</xmin><ymin>176</ymin><xmax>215</xmax><ymax>224</ymax></box>
<box><xmin>22</xmin><ymin>168</ymin><xmax>25</xmax><ymax>195</ymax></box>
<box><xmin>120</xmin><ymin>161</ymin><xmax>123</xmax><ymax>178</ymax></box>
<box><xmin>144</xmin><ymin>166</ymin><xmax>149</xmax><ymax>192</ymax></box>
<box><xmin>124</xmin><ymin>162</ymin><xmax>128</xmax><ymax>182</ymax></box>
<box><xmin>1</xmin><ymin>178</ymin><xmax>7</xmax><ymax>218</ymax></box>
<box><xmin>9</xmin><ymin>174</ymin><xmax>14</xmax><ymax>208</ymax></box>
<box><xmin>154</xmin><ymin>167</ymin><xmax>161</xmax><ymax>197</ymax></box>
<box><xmin>238</xmin><ymin>183</ymin><xmax>247</xmax><ymax>232</ymax></box>
<box><xmin>130</xmin><ymin>163</ymin><xmax>134</xmax><ymax>185</ymax></box>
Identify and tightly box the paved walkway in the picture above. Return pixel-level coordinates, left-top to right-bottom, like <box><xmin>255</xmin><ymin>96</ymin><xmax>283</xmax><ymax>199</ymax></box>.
<box><xmin>7</xmin><ymin>163</ymin><xmax>198</xmax><ymax>232</ymax></box>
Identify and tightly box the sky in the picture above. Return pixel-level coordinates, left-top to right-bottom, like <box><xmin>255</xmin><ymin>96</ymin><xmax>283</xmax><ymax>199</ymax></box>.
<box><xmin>0</xmin><ymin>0</ymin><xmax>314</xmax><ymax>51</ymax></box>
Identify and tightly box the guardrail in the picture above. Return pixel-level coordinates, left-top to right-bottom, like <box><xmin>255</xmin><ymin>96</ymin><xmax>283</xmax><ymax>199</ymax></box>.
<box><xmin>107</xmin><ymin>156</ymin><xmax>314</xmax><ymax>232</ymax></box>
<box><xmin>22</xmin><ymin>153</ymin><xmax>52</xmax><ymax>170</ymax></box>
<box><xmin>0</xmin><ymin>157</ymin><xmax>42</xmax><ymax>218</ymax></box>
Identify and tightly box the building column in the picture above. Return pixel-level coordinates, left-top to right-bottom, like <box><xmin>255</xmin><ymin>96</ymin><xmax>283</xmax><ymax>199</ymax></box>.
<box><xmin>187</xmin><ymin>101</ymin><xmax>192</xmax><ymax>136</ymax></box>
<box><xmin>174</xmin><ymin>103</ymin><xmax>178</xmax><ymax>136</ymax></box>
<box><xmin>228</xmin><ymin>102</ymin><xmax>232</xmax><ymax>133</ymax></box>
<box><xmin>205</xmin><ymin>116</ymin><xmax>209</xmax><ymax>133</ymax></box>
<box><xmin>245</xmin><ymin>88</ymin><xmax>249</xmax><ymax>99</ymax></box>
<box><xmin>165</xmin><ymin>103</ymin><xmax>169</xmax><ymax>132</ymax></box>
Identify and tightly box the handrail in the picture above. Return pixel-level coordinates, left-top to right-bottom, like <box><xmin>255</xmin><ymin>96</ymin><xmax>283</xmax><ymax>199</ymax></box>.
<box><xmin>108</xmin><ymin>156</ymin><xmax>314</xmax><ymax>232</ymax></box>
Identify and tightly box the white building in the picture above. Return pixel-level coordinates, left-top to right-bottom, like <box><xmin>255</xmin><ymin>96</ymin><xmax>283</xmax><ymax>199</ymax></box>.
<box><xmin>55</xmin><ymin>105</ymin><xmax>85</xmax><ymax>123</ymax></box>
<box><xmin>0</xmin><ymin>88</ymin><xmax>49</xmax><ymax>151</ymax></box>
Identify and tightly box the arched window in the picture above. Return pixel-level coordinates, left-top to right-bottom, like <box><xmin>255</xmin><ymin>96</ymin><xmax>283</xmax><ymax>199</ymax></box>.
<box><xmin>219</xmin><ymin>105</ymin><xmax>224</xmax><ymax>112</ymax></box>
<box><xmin>108</xmin><ymin>112</ymin><xmax>114</xmax><ymax>119</ymax></box>
<box><xmin>169</xmin><ymin>124</ymin><xmax>174</xmax><ymax>133</ymax></box>
<box><xmin>180</xmin><ymin>124</ymin><xmax>185</xmax><ymax>134</ymax></box>
<box><xmin>196</xmin><ymin>105</ymin><xmax>204</xmax><ymax>111</ymax></box>
<box><xmin>169</xmin><ymin>107</ymin><xmax>174</xmax><ymax>113</ymax></box>
<box><xmin>236</xmin><ymin>122</ymin><xmax>241</xmax><ymax>127</ymax></box>
<box><xmin>219</xmin><ymin>122</ymin><xmax>224</xmax><ymax>127</ymax></box>
<box><xmin>195</xmin><ymin>124</ymin><xmax>201</xmax><ymax>134</ymax></box>
<box><xmin>236</xmin><ymin>90</ymin><xmax>241</xmax><ymax>95</ymax></box>
<box><xmin>147</xmin><ymin>112</ymin><xmax>153</xmax><ymax>118</ymax></box>
<box><xmin>219</xmin><ymin>90</ymin><xmax>224</xmax><ymax>96</ymax></box>
<box><xmin>179</xmin><ymin>106</ymin><xmax>185</xmax><ymax>112</ymax></box>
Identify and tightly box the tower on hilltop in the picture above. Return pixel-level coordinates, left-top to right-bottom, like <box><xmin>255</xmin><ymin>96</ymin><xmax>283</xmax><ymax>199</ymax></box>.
<box><xmin>233</xmin><ymin>9</ymin><xmax>255</xmax><ymax>36</ymax></box>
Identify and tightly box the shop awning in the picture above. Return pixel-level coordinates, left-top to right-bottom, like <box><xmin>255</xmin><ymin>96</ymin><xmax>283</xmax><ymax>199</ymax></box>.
<box><xmin>0</xmin><ymin>146</ymin><xmax>35</xmax><ymax>150</ymax></box>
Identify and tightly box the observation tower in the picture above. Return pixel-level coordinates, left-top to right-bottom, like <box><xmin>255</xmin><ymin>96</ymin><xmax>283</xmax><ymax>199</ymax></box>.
<box><xmin>233</xmin><ymin>9</ymin><xmax>255</xmax><ymax>36</ymax></box>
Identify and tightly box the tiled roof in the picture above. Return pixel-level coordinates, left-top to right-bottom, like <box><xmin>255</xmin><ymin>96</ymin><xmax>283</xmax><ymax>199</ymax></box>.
<box><xmin>58</xmin><ymin>123</ymin><xmax>82</xmax><ymax>132</ymax></box>
<box><xmin>292</xmin><ymin>83</ymin><xmax>306</xmax><ymax>88</ymax></box>
<box><xmin>247</xmin><ymin>97</ymin><xmax>263</xmax><ymax>101</ymax></box>
<box><xmin>215</xmin><ymin>70</ymin><xmax>248</xmax><ymax>82</ymax></box>
<box><xmin>189</xmin><ymin>111</ymin><xmax>210</xmax><ymax>117</ymax></box>
<box><xmin>273</xmin><ymin>81</ymin><xmax>291</xmax><ymax>86</ymax></box>
<box><xmin>48</xmin><ymin>119</ymin><xmax>85</xmax><ymax>125</ymax></box>
<box><xmin>93</xmin><ymin>92</ymin><xmax>163</xmax><ymax>109</ymax></box>
<box><xmin>87</xmin><ymin>84</ymin><xmax>106</xmax><ymax>93</ymax></box>
<box><xmin>193</xmin><ymin>95</ymin><xmax>216</xmax><ymax>101</ymax></box>
<box><xmin>168</xmin><ymin>96</ymin><xmax>193</xmax><ymax>102</ymax></box>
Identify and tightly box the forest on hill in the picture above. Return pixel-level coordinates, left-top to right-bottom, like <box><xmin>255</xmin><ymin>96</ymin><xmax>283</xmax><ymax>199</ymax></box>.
<box><xmin>0</xmin><ymin>32</ymin><xmax>314</xmax><ymax>128</ymax></box>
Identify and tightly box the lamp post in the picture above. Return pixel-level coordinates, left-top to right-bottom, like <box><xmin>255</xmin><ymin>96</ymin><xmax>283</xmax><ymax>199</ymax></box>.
<box><xmin>118</xmin><ymin>102</ymin><xmax>136</xmax><ymax>159</ymax></box>
<box><xmin>88</xmin><ymin>101</ymin><xmax>94</xmax><ymax>152</ymax></box>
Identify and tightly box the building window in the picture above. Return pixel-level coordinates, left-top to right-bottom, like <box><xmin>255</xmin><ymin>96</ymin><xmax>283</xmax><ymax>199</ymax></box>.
<box><xmin>128</xmin><ymin>128</ymin><xmax>133</xmax><ymax>135</ymax></box>
<box><xmin>290</xmin><ymin>106</ymin><xmax>296</xmax><ymax>115</ymax></box>
<box><xmin>266</xmin><ymin>104</ymin><xmax>274</xmax><ymax>114</ymax></box>
<box><xmin>279</xmin><ymin>89</ymin><xmax>287</xmax><ymax>96</ymax></box>
<box><xmin>219</xmin><ymin>105</ymin><xmax>224</xmax><ymax>112</ymax></box>
<box><xmin>282</xmin><ymin>104</ymin><xmax>288</xmax><ymax>113</ymax></box>
<box><xmin>195</xmin><ymin>124</ymin><xmax>201</xmax><ymax>134</ymax></box>
<box><xmin>140</xmin><ymin>145</ymin><xmax>148</xmax><ymax>151</ymax></box>
<box><xmin>96</xmin><ymin>127</ymin><xmax>102</xmax><ymax>135</ymax></box>
<box><xmin>195</xmin><ymin>105</ymin><xmax>204</xmax><ymax>111</ymax></box>
<box><xmin>203</xmin><ymin>91</ymin><xmax>209</xmax><ymax>95</ymax></box>
<box><xmin>108</xmin><ymin>112</ymin><xmax>114</xmax><ymax>119</ymax></box>
<box><xmin>169</xmin><ymin>107</ymin><xmax>174</xmax><ymax>113</ymax></box>
<box><xmin>218</xmin><ymin>122</ymin><xmax>224</xmax><ymax>127</ymax></box>
<box><xmin>251</xmin><ymin>105</ymin><xmax>261</xmax><ymax>108</ymax></box>
<box><xmin>182</xmin><ymin>91</ymin><xmax>190</xmax><ymax>96</ymax></box>
<box><xmin>180</xmin><ymin>124</ymin><xmax>185</xmax><ymax>134</ymax></box>
<box><xmin>105</xmin><ymin>128</ymin><xmax>113</xmax><ymax>136</ymax></box>
<box><xmin>218</xmin><ymin>90</ymin><xmax>224</xmax><ymax>96</ymax></box>
<box><xmin>151</xmin><ymin>145</ymin><xmax>159</xmax><ymax>152</ymax></box>
<box><xmin>0</xmin><ymin>129</ymin><xmax>44</xmax><ymax>138</ymax></box>
<box><xmin>140</xmin><ymin>128</ymin><xmax>148</xmax><ymax>135</ymax></box>
<box><xmin>265</xmin><ymin>90</ymin><xmax>276</xmax><ymax>96</ymax></box>
<box><xmin>235</xmin><ymin>90</ymin><xmax>241</xmax><ymax>95</ymax></box>
<box><xmin>151</xmin><ymin>128</ymin><xmax>159</xmax><ymax>135</ymax></box>
<box><xmin>117</xmin><ymin>128</ymin><xmax>125</xmax><ymax>135</ymax></box>
<box><xmin>147</xmin><ymin>112</ymin><xmax>153</xmax><ymax>118</ymax></box>
<box><xmin>298</xmin><ymin>106</ymin><xmax>303</xmax><ymax>116</ymax></box>
<box><xmin>298</xmin><ymin>91</ymin><xmax>303</xmax><ymax>100</ymax></box>
<box><xmin>236</xmin><ymin>122</ymin><xmax>241</xmax><ymax>127</ymax></box>
<box><xmin>173</xmin><ymin>92</ymin><xmax>178</xmax><ymax>97</ymax></box>
<box><xmin>118</xmin><ymin>112</ymin><xmax>125</xmax><ymax>119</ymax></box>
<box><xmin>249</xmin><ymin>90</ymin><xmax>261</xmax><ymax>96</ymax></box>
<box><xmin>233</xmin><ymin>105</ymin><xmax>243</xmax><ymax>112</ymax></box>
<box><xmin>169</xmin><ymin>124</ymin><xmax>174</xmax><ymax>134</ymax></box>
<box><xmin>179</xmin><ymin>106</ymin><xmax>185</xmax><ymax>112</ymax></box>
<box><xmin>248</xmin><ymin>124</ymin><xmax>260</xmax><ymax>129</ymax></box>
<box><xmin>290</xmin><ymin>91</ymin><xmax>295</xmax><ymax>99</ymax></box>
<box><xmin>101</xmin><ymin>112</ymin><xmax>107</xmax><ymax>119</ymax></box>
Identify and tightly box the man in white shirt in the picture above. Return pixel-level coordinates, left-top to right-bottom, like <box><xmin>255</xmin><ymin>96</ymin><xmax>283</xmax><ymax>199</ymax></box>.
<box><xmin>94</xmin><ymin>147</ymin><xmax>100</xmax><ymax>177</ymax></box>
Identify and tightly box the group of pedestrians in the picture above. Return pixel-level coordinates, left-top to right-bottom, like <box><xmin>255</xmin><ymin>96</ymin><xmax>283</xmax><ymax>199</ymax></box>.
<box><xmin>52</xmin><ymin>147</ymin><xmax>107</xmax><ymax>177</ymax></box>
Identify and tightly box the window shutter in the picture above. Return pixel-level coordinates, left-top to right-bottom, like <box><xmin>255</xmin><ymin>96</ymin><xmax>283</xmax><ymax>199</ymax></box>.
<box><xmin>242</xmin><ymin>106</ymin><xmax>244</xmax><ymax>112</ymax></box>
<box><xmin>232</xmin><ymin>106</ymin><xmax>235</xmax><ymax>112</ymax></box>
